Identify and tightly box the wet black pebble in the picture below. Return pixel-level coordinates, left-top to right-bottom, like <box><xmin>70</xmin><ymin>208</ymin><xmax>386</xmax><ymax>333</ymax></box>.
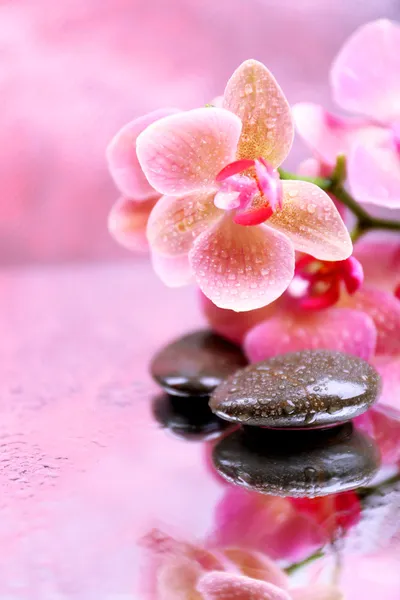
<box><xmin>152</xmin><ymin>393</ymin><xmax>232</xmax><ymax>441</ymax></box>
<box><xmin>210</xmin><ymin>350</ymin><xmax>381</xmax><ymax>428</ymax></box>
<box><xmin>151</xmin><ymin>330</ymin><xmax>247</xmax><ymax>397</ymax></box>
<box><xmin>212</xmin><ymin>424</ymin><xmax>380</xmax><ymax>497</ymax></box>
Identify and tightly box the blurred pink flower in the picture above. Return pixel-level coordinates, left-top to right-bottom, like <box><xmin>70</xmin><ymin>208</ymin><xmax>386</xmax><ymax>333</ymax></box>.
<box><xmin>293</xmin><ymin>19</ymin><xmax>400</xmax><ymax>209</ymax></box>
<box><xmin>201</xmin><ymin>239</ymin><xmax>400</xmax><ymax>361</ymax></box>
<box><xmin>140</xmin><ymin>528</ymin><xmax>339</xmax><ymax>600</ymax></box>
<box><xmin>107</xmin><ymin>108</ymin><xmax>179</xmax><ymax>252</ymax></box>
<box><xmin>208</xmin><ymin>487</ymin><xmax>360</xmax><ymax>566</ymax></box>
<box><xmin>355</xmin><ymin>403</ymin><xmax>400</xmax><ymax>464</ymax></box>
<box><xmin>137</xmin><ymin>59</ymin><xmax>351</xmax><ymax>311</ymax></box>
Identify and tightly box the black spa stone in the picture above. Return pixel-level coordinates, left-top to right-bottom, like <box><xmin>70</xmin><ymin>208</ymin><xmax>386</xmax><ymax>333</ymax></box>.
<box><xmin>210</xmin><ymin>350</ymin><xmax>381</xmax><ymax>428</ymax></box>
<box><xmin>151</xmin><ymin>330</ymin><xmax>247</xmax><ymax>397</ymax></box>
<box><xmin>212</xmin><ymin>424</ymin><xmax>380</xmax><ymax>497</ymax></box>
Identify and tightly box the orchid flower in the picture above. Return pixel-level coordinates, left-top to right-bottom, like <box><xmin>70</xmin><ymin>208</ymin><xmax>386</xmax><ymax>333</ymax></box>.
<box><xmin>106</xmin><ymin>108</ymin><xmax>179</xmax><ymax>251</ymax></box>
<box><xmin>201</xmin><ymin>239</ymin><xmax>400</xmax><ymax>361</ymax></box>
<box><xmin>136</xmin><ymin>60</ymin><xmax>351</xmax><ymax>311</ymax></box>
<box><xmin>294</xmin><ymin>19</ymin><xmax>400</xmax><ymax>209</ymax></box>
<box><xmin>207</xmin><ymin>486</ymin><xmax>360</xmax><ymax>566</ymax></box>
<box><xmin>141</xmin><ymin>528</ymin><xmax>340</xmax><ymax>600</ymax></box>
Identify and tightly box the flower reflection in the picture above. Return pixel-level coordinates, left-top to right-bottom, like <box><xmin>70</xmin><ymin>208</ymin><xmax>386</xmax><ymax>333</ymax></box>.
<box><xmin>141</xmin><ymin>528</ymin><xmax>340</xmax><ymax>599</ymax></box>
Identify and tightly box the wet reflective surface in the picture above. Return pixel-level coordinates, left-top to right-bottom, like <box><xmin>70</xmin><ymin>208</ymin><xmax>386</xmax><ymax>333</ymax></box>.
<box><xmin>0</xmin><ymin>263</ymin><xmax>399</xmax><ymax>598</ymax></box>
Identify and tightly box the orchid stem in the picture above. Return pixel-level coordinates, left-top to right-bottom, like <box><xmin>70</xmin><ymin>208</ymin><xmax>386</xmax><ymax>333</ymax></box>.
<box><xmin>279</xmin><ymin>161</ymin><xmax>400</xmax><ymax>242</ymax></box>
<box><xmin>285</xmin><ymin>549</ymin><xmax>325</xmax><ymax>575</ymax></box>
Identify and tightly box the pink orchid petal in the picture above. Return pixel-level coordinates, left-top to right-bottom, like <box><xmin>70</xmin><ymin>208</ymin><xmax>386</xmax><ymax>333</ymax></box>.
<box><xmin>348</xmin><ymin>142</ymin><xmax>400</xmax><ymax>208</ymax></box>
<box><xmin>106</xmin><ymin>108</ymin><xmax>179</xmax><ymax>199</ymax></box>
<box><xmin>189</xmin><ymin>217</ymin><xmax>295</xmax><ymax>312</ymax></box>
<box><xmin>220</xmin><ymin>548</ymin><xmax>289</xmax><ymax>590</ymax></box>
<box><xmin>199</xmin><ymin>291</ymin><xmax>278</xmax><ymax>345</ymax></box>
<box><xmin>244</xmin><ymin>308</ymin><xmax>377</xmax><ymax>362</ymax></box>
<box><xmin>292</xmin><ymin>103</ymin><xmax>378</xmax><ymax>167</ymax></box>
<box><xmin>296</xmin><ymin>159</ymin><xmax>348</xmax><ymax>222</ymax></box>
<box><xmin>197</xmin><ymin>572</ymin><xmax>291</xmax><ymax>600</ymax></box>
<box><xmin>339</xmin><ymin>286</ymin><xmax>400</xmax><ymax>355</ymax></box>
<box><xmin>354</xmin><ymin>239</ymin><xmax>400</xmax><ymax>291</ymax></box>
<box><xmin>341</xmin><ymin>256</ymin><xmax>364</xmax><ymax>295</ymax></box>
<box><xmin>291</xmin><ymin>585</ymin><xmax>343</xmax><ymax>600</ymax></box>
<box><xmin>356</xmin><ymin>405</ymin><xmax>400</xmax><ymax>464</ymax></box>
<box><xmin>331</xmin><ymin>19</ymin><xmax>400</xmax><ymax>122</ymax></box>
<box><xmin>373</xmin><ymin>356</ymin><xmax>400</xmax><ymax>412</ymax></box>
<box><xmin>157</xmin><ymin>556</ymin><xmax>204</xmax><ymax>600</ymax></box>
<box><xmin>136</xmin><ymin>108</ymin><xmax>242</xmax><ymax>196</ymax></box>
<box><xmin>147</xmin><ymin>191</ymin><xmax>222</xmax><ymax>256</ymax></box>
<box><xmin>108</xmin><ymin>196</ymin><xmax>158</xmax><ymax>252</ymax></box>
<box><xmin>151</xmin><ymin>252</ymin><xmax>194</xmax><ymax>288</ymax></box>
<box><xmin>209</xmin><ymin>488</ymin><xmax>327</xmax><ymax>565</ymax></box>
<box><xmin>297</xmin><ymin>158</ymin><xmax>325</xmax><ymax>178</ymax></box>
<box><xmin>268</xmin><ymin>181</ymin><xmax>353</xmax><ymax>261</ymax></box>
<box><xmin>223</xmin><ymin>59</ymin><xmax>294</xmax><ymax>168</ymax></box>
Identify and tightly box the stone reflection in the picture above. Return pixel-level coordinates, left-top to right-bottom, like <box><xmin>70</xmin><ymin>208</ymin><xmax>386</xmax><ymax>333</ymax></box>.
<box><xmin>152</xmin><ymin>393</ymin><xmax>232</xmax><ymax>441</ymax></box>
<box><xmin>212</xmin><ymin>423</ymin><xmax>380</xmax><ymax>497</ymax></box>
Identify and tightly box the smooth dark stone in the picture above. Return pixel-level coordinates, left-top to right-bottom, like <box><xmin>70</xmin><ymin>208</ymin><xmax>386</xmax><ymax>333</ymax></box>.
<box><xmin>152</xmin><ymin>393</ymin><xmax>232</xmax><ymax>441</ymax></box>
<box><xmin>151</xmin><ymin>330</ymin><xmax>247</xmax><ymax>397</ymax></box>
<box><xmin>210</xmin><ymin>350</ymin><xmax>381</xmax><ymax>428</ymax></box>
<box><xmin>212</xmin><ymin>424</ymin><xmax>380</xmax><ymax>497</ymax></box>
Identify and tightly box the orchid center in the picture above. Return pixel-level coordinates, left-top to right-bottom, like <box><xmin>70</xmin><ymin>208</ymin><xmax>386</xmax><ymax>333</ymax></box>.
<box><xmin>287</xmin><ymin>255</ymin><xmax>364</xmax><ymax>311</ymax></box>
<box><xmin>214</xmin><ymin>158</ymin><xmax>283</xmax><ymax>226</ymax></box>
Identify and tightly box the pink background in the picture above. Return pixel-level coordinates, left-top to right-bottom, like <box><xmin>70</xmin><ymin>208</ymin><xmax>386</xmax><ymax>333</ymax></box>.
<box><xmin>1</xmin><ymin>0</ymin><xmax>400</xmax><ymax>264</ymax></box>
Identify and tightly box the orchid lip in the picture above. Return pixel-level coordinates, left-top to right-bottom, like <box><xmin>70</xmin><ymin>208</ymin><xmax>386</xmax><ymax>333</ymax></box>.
<box><xmin>289</xmin><ymin>256</ymin><xmax>364</xmax><ymax>311</ymax></box>
<box><xmin>215</xmin><ymin>157</ymin><xmax>283</xmax><ymax>225</ymax></box>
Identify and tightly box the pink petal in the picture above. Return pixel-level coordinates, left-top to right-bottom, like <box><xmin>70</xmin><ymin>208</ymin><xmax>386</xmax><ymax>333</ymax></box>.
<box><xmin>157</xmin><ymin>556</ymin><xmax>204</xmax><ymax>600</ymax></box>
<box><xmin>268</xmin><ymin>181</ymin><xmax>353</xmax><ymax>260</ymax></box>
<box><xmin>136</xmin><ymin>108</ymin><xmax>242</xmax><ymax>196</ymax></box>
<box><xmin>151</xmin><ymin>252</ymin><xmax>194</xmax><ymax>287</ymax></box>
<box><xmin>219</xmin><ymin>548</ymin><xmax>289</xmax><ymax>590</ymax></box>
<box><xmin>373</xmin><ymin>356</ymin><xmax>400</xmax><ymax>412</ymax></box>
<box><xmin>244</xmin><ymin>308</ymin><xmax>377</xmax><ymax>362</ymax></box>
<box><xmin>197</xmin><ymin>572</ymin><xmax>291</xmax><ymax>600</ymax></box>
<box><xmin>147</xmin><ymin>191</ymin><xmax>222</xmax><ymax>256</ymax></box>
<box><xmin>339</xmin><ymin>286</ymin><xmax>400</xmax><ymax>355</ymax></box>
<box><xmin>106</xmin><ymin>108</ymin><xmax>179</xmax><ymax>199</ymax></box>
<box><xmin>108</xmin><ymin>196</ymin><xmax>157</xmax><ymax>252</ymax></box>
<box><xmin>354</xmin><ymin>239</ymin><xmax>400</xmax><ymax>291</ymax></box>
<box><xmin>356</xmin><ymin>405</ymin><xmax>400</xmax><ymax>464</ymax></box>
<box><xmin>348</xmin><ymin>142</ymin><xmax>400</xmax><ymax>208</ymax></box>
<box><xmin>189</xmin><ymin>217</ymin><xmax>295</xmax><ymax>312</ymax></box>
<box><xmin>297</xmin><ymin>158</ymin><xmax>325</xmax><ymax>178</ymax></box>
<box><xmin>223</xmin><ymin>59</ymin><xmax>293</xmax><ymax>168</ymax></box>
<box><xmin>209</xmin><ymin>488</ymin><xmax>326</xmax><ymax>565</ymax></box>
<box><xmin>293</xmin><ymin>103</ymin><xmax>376</xmax><ymax>167</ymax></box>
<box><xmin>331</xmin><ymin>19</ymin><xmax>400</xmax><ymax>122</ymax></box>
<box><xmin>296</xmin><ymin>159</ymin><xmax>348</xmax><ymax>222</ymax></box>
<box><xmin>199</xmin><ymin>292</ymin><xmax>278</xmax><ymax>345</ymax></box>
<box><xmin>341</xmin><ymin>256</ymin><xmax>364</xmax><ymax>295</ymax></box>
<box><xmin>291</xmin><ymin>585</ymin><xmax>343</xmax><ymax>600</ymax></box>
